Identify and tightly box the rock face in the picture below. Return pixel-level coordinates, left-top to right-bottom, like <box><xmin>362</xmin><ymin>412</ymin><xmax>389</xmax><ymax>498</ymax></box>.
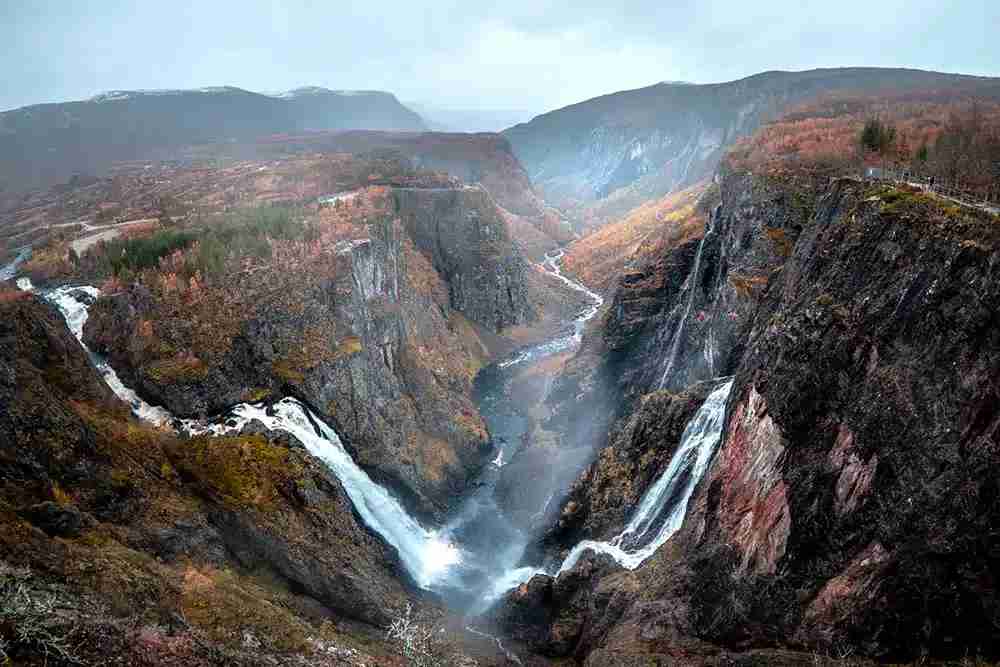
<box><xmin>83</xmin><ymin>185</ymin><xmax>539</xmax><ymax>516</ymax></box>
<box><xmin>393</xmin><ymin>186</ymin><xmax>535</xmax><ymax>331</ymax></box>
<box><xmin>504</xmin><ymin>68</ymin><xmax>1000</xmax><ymax>222</ymax></box>
<box><xmin>0</xmin><ymin>295</ymin><xmax>415</xmax><ymax>663</ymax></box>
<box><xmin>503</xmin><ymin>170</ymin><xmax>1000</xmax><ymax>662</ymax></box>
<box><xmin>603</xmin><ymin>167</ymin><xmax>808</xmax><ymax>400</ymax></box>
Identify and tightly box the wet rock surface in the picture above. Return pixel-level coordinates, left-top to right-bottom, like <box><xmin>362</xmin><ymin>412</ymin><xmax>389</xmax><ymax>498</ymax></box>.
<box><xmin>514</xmin><ymin>171</ymin><xmax>1000</xmax><ymax>662</ymax></box>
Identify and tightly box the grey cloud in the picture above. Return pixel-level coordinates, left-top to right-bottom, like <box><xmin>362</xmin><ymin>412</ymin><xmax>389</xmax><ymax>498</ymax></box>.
<box><xmin>2</xmin><ymin>0</ymin><xmax>998</xmax><ymax>114</ymax></box>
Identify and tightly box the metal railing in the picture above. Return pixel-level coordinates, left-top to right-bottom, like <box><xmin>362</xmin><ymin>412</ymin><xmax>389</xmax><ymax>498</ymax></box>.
<box><xmin>863</xmin><ymin>167</ymin><xmax>1000</xmax><ymax>215</ymax></box>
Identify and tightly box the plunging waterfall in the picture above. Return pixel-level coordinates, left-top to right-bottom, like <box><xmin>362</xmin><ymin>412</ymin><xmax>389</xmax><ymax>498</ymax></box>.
<box><xmin>556</xmin><ymin>378</ymin><xmax>733</xmax><ymax>572</ymax></box>
<box><xmin>476</xmin><ymin>378</ymin><xmax>734</xmax><ymax>608</ymax></box>
<box><xmin>190</xmin><ymin>399</ymin><xmax>462</xmax><ymax>589</ymax></box>
<box><xmin>23</xmin><ymin>282</ymin><xmax>463</xmax><ymax>590</ymax></box>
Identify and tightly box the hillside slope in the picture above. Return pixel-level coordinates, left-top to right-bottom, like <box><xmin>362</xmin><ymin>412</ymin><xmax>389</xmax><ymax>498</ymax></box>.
<box><xmin>0</xmin><ymin>86</ymin><xmax>426</xmax><ymax>194</ymax></box>
<box><xmin>503</xmin><ymin>67</ymin><xmax>1000</xmax><ymax>226</ymax></box>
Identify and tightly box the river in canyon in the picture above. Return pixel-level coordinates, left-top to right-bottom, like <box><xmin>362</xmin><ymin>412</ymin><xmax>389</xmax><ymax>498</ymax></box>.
<box><xmin>15</xmin><ymin>248</ymin><xmax>733</xmax><ymax>619</ymax></box>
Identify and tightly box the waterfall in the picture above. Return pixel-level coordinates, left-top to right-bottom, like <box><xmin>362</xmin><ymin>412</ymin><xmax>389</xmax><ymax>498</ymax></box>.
<box><xmin>193</xmin><ymin>400</ymin><xmax>462</xmax><ymax>589</ymax></box>
<box><xmin>26</xmin><ymin>261</ymin><xmax>729</xmax><ymax>617</ymax></box>
<box><xmin>656</xmin><ymin>212</ymin><xmax>719</xmax><ymax>390</ymax></box>
<box><xmin>30</xmin><ymin>281</ymin><xmax>463</xmax><ymax>591</ymax></box>
<box><xmin>556</xmin><ymin>378</ymin><xmax>733</xmax><ymax>572</ymax></box>
<box><xmin>40</xmin><ymin>285</ymin><xmax>174</xmax><ymax>427</ymax></box>
<box><xmin>480</xmin><ymin>378</ymin><xmax>734</xmax><ymax>605</ymax></box>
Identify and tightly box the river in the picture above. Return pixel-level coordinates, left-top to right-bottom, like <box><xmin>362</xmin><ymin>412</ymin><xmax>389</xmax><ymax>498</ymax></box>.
<box><xmin>15</xmin><ymin>248</ymin><xmax>732</xmax><ymax>621</ymax></box>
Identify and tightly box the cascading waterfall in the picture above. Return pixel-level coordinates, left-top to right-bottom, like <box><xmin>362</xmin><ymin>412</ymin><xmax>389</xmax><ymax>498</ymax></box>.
<box><xmin>20</xmin><ymin>280</ymin><xmax>463</xmax><ymax>591</ymax></box>
<box><xmin>556</xmin><ymin>378</ymin><xmax>733</xmax><ymax>572</ymax></box>
<box><xmin>189</xmin><ymin>399</ymin><xmax>461</xmax><ymax>589</ymax></box>
<box><xmin>26</xmin><ymin>282</ymin><xmax>174</xmax><ymax>426</ymax></box>
<box><xmin>475</xmin><ymin>378</ymin><xmax>733</xmax><ymax>608</ymax></box>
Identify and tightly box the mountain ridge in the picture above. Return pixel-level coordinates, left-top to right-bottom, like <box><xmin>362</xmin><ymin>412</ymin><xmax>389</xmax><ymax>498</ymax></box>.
<box><xmin>502</xmin><ymin>66</ymin><xmax>1000</xmax><ymax>227</ymax></box>
<box><xmin>0</xmin><ymin>85</ymin><xmax>427</xmax><ymax>194</ymax></box>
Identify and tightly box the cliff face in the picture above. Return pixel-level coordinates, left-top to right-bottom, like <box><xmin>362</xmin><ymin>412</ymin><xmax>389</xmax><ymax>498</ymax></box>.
<box><xmin>603</xmin><ymin>168</ymin><xmax>807</xmax><ymax>400</ymax></box>
<box><xmin>0</xmin><ymin>295</ymin><xmax>417</xmax><ymax>664</ymax></box>
<box><xmin>393</xmin><ymin>186</ymin><xmax>534</xmax><ymax>332</ymax></box>
<box><xmin>274</xmin><ymin>131</ymin><xmax>573</xmax><ymax>256</ymax></box>
<box><xmin>500</xmin><ymin>170</ymin><xmax>1000</xmax><ymax>662</ymax></box>
<box><xmin>82</xmin><ymin>185</ymin><xmax>538</xmax><ymax>516</ymax></box>
<box><xmin>504</xmin><ymin>68</ymin><xmax>1000</xmax><ymax>224</ymax></box>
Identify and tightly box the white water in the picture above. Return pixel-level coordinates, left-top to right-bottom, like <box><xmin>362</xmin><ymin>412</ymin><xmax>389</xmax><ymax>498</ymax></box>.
<box><xmin>25</xmin><ymin>255</ymin><xmax>729</xmax><ymax>620</ymax></box>
<box><xmin>26</xmin><ymin>281</ymin><xmax>463</xmax><ymax>589</ymax></box>
<box><xmin>484</xmin><ymin>379</ymin><xmax>734</xmax><ymax>598</ymax></box>
<box><xmin>39</xmin><ymin>285</ymin><xmax>174</xmax><ymax>427</ymax></box>
<box><xmin>656</xmin><ymin>212</ymin><xmax>719</xmax><ymax>390</ymax></box>
<box><xmin>499</xmin><ymin>249</ymin><xmax>604</xmax><ymax>369</ymax></box>
<box><xmin>29</xmin><ymin>280</ymin><xmax>470</xmax><ymax>591</ymax></box>
<box><xmin>194</xmin><ymin>399</ymin><xmax>462</xmax><ymax>589</ymax></box>
<box><xmin>556</xmin><ymin>379</ymin><xmax>733</xmax><ymax>572</ymax></box>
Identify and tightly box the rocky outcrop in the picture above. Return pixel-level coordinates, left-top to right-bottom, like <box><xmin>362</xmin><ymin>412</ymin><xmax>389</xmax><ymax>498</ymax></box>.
<box><xmin>505</xmin><ymin>171</ymin><xmax>1000</xmax><ymax>662</ymax></box>
<box><xmin>393</xmin><ymin>186</ymin><xmax>535</xmax><ymax>331</ymax></box>
<box><xmin>0</xmin><ymin>294</ymin><xmax>416</xmax><ymax>662</ymax></box>
<box><xmin>295</xmin><ymin>218</ymin><xmax>492</xmax><ymax>516</ymax></box>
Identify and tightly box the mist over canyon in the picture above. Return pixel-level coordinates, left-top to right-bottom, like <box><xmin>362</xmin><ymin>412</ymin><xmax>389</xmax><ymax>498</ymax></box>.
<box><xmin>2</xmin><ymin>15</ymin><xmax>1000</xmax><ymax>663</ymax></box>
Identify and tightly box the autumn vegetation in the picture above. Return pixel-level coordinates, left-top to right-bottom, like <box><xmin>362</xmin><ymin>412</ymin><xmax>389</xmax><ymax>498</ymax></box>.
<box><xmin>561</xmin><ymin>182</ymin><xmax>709</xmax><ymax>292</ymax></box>
<box><xmin>729</xmin><ymin>90</ymin><xmax>1000</xmax><ymax>202</ymax></box>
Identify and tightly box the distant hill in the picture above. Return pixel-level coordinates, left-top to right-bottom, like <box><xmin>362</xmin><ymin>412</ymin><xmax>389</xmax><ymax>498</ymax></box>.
<box><xmin>502</xmin><ymin>68</ymin><xmax>1000</xmax><ymax>224</ymax></box>
<box><xmin>0</xmin><ymin>86</ymin><xmax>426</xmax><ymax>193</ymax></box>
<box><xmin>406</xmin><ymin>102</ymin><xmax>538</xmax><ymax>133</ymax></box>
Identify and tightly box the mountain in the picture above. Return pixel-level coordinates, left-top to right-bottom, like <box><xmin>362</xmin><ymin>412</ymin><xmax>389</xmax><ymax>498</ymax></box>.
<box><xmin>5</xmin><ymin>67</ymin><xmax>1000</xmax><ymax>666</ymax></box>
<box><xmin>502</xmin><ymin>67</ymin><xmax>1000</xmax><ymax>225</ymax></box>
<box><xmin>0</xmin><ymin>86</ymin><xmax>426</xmax><ymax>194</ymax></box>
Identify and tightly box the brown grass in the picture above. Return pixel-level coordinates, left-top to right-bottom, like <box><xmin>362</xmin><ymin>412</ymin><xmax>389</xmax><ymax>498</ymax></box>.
<box><xmin>561</xmin><ymin>182</ymin><xmax>708</xmax><ymax>293</ymax></box>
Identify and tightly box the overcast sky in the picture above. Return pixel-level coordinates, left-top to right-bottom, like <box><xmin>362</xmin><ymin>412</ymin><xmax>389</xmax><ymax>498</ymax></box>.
<box><xmin>3</xmin><ymin>0</ymin><xmax>998</xmax><ymax>114</ymax></box>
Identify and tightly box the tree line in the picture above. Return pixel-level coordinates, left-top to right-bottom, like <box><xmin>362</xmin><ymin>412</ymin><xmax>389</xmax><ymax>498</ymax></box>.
<box><xmin>860</xmin><ymin>102</ymin><xmax>1000</xmax><ymax>202</ymax></box>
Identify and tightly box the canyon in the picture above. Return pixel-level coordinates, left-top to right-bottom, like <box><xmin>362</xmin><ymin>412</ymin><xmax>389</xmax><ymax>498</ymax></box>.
<box><xmin>2</xmin><ymin>67</ymin><xmax>1000</xmax><ymax>666</ymax></box>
